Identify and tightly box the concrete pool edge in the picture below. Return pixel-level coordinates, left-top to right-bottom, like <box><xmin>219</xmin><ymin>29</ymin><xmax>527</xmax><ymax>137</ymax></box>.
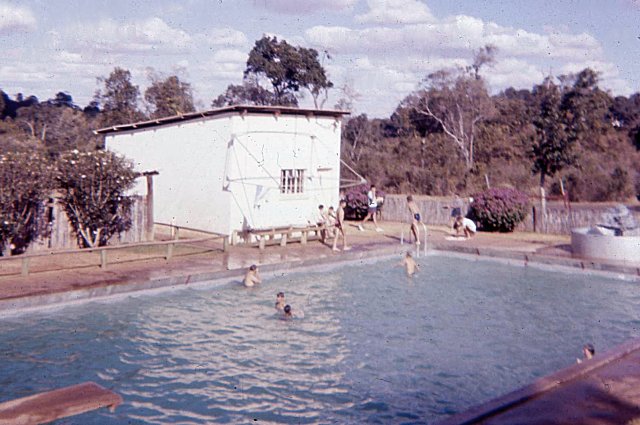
<box><xmin>435</xmin><ymin>337</ymin><xmax>640</xmax><ymax>425</ymax></box>
<box><xmin>0</xmin><ymin>241</ymin><xmax>638</xmax><ymax>316</ymax></box>
<box><xmin>0</xmin><ymin>245</ymin><xmax>406</xmax><ymax>316</ymax></box>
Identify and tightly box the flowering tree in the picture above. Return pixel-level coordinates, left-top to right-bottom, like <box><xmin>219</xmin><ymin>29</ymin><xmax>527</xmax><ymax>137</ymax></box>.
<box><xmin>56</xmin><ymin>150</ymin><xmax>136</xmax><ymax>248</ymax></box>
<box><xmin>0</xmin><ymin>151</ymin><xmax>55</xmax><ymax>255</ymax></box>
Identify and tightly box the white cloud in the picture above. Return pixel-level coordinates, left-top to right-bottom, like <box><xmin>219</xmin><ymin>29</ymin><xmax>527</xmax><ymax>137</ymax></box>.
<box><xmin>256</xmin><ymin>0</ymin><xmax>358</xmax><ymax>15</ymax></box>
<box><xmin>66</xmin><ymin>17</ymin><xmax>192</xmax><ymax>55</ymax></box>
<box><xmin>307</xmin><ymin>17</ymin><xmax>602</xmax><ymax>62</ymax></box>
<box><xmin>197</xmin><ymin>27</ymin><xmax>248</xmax><ymax>47</ymax></box>
<box><xmin>355</xmin><ymin>0</ymin><xmax>434</xmax><ymax>24</ymax></box>
<box><xmin>0</xmin><ymin>2</ymin><xmax>36</xmax><ymax>34</ymax></box>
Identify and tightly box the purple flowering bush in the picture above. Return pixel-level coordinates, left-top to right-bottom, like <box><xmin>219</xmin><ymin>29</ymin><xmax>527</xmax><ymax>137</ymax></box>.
<box><xmin>344</xmin><ymin>185</ymin><xmax>385</xmax><ymax>220</ymax></box>
<box><xmin>468</xmin><ymin>187</ymin><xmax>529</xmax><ymax>232</ymax></box>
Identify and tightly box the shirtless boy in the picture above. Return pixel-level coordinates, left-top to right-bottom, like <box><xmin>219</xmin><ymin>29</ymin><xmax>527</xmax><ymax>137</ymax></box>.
<box><xmin>243</xmin><ymin>264</ymin><xmax>262</xmax><ymax>287</ymax></box>
<box><xmin>275</xmin><ymin>292</ymin><xmax>286</xmax><ymax>311</ymax></box>
<box><xmin>406</xmin><ymin>195</ymin><xmax>422</xmax><ymax>245</ymax></box>
<box><xmin>400</xmin><ymin>251</ymin><xmax>419</xmax><ymax>277</ymax></box>
<box><xmin>332</xmin><ymin>199</ymin><xmax>351</xmax><ymax>252</ymax></box>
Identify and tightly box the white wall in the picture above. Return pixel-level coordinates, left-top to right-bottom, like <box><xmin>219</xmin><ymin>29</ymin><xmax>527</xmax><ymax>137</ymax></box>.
<box><xmin>106</xmin><ymin>111</ymin><xmax>342</xmax><ymax>236</ymax></box>
<box><xmin>227</xmin><ymin>113</ymin><xmax>341</xmax><ymax>231</ymax></box>
<box><xmin>106</xmin><ymin>115</ymin><xmax>232</xmax><ymax>234</ymax></box>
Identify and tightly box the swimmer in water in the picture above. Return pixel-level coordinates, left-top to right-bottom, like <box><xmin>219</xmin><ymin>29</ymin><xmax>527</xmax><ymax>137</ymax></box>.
<box><xmin>243</xmin><ymin>264</ymin><xmax>262</xmax><ymax>287</ymax></box>
<box><xmin>283</xmin><ymin>304</ymin><xmax>304</xmax><ymax>319</ymax></box>
<box><xmin>577</xmin><ymin>343</ymin><xmax>595</xmax><ymax>363</ymax></box>
<box><xmin>400</xmin><ymin>251</ymin><xmax>419</xmax><ymax>276</ymax></box>
<box><xmin>275</xmin><ymin>292</ymin><xmax>286</xmax><ymax>311</ymax></box>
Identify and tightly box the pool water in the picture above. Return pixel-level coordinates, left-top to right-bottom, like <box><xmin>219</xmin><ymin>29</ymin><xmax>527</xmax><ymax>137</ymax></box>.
<box><xmin>1</xmin><ymin>255</ymin><xmax>639</xmax><ymax>424</ymax></box>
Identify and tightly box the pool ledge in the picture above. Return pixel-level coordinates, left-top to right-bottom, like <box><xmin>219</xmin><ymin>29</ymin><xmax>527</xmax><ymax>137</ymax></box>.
<box><xmin>0</xmin><ymin>244</ymin><xmax>405</xmax><ymax>316</ymax></box>
<box><xmin>436</xmin><ymin>337</ymin><xmax>640</xmax><ymax>424</ymax></box>
<box><xmin>1</xmin><ymin>239</ymin><xmax>638</xmax><ymax>316</ymax></box>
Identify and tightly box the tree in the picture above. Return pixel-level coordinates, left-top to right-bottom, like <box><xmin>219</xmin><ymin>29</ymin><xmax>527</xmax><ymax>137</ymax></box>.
<box><xmin>212</xmin><ymin>79</ymin><xmax>277</xmax><ymax>107</ymax></box>
<box><xmin>0</xmin><ymin>151</ymin><xmax>56</xmax><ymax>255</ymax></box>
<box><xmin>410</xmin><ymin>68</ymin><xmax>494</xmax><ymax>170</ymax></box>
<box><xmin>468</xmin><ymin>44</ymin><xmax>497</xmax><ymax>80</ymax></box>
<box><xmin>56</xmin><ymin>150</ymin><xmax>137</xmax><ymax>248</ymax></box>
<box><xmin>94</xmin><ymin>67</ymin><xmax>145</xmax><ymax>127</ymax></box>
<box><xmin>16</xmin><ymin>96</ymin><xmax>101</xmax><ymax>155</ymax></box>
<box><xmin>145</xmin><ymin>74</ymin><xmax>195</xmax><ymax>118</ymax></box>
<box><xmin>530</xmin><ymin>77</ymin><xmax>575</xmax><ymax>230</ymax></box>
<box><xmin>244</xmin><ymin>36</ymin><xmax>332</xmax><ymax>107</ymax></box>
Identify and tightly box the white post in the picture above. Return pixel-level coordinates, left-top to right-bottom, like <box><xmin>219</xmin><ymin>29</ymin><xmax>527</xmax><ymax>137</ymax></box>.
<box><xmin>423</xmin><ymin>224</ymin><xmax>428</xmax><ymax>256</ymax></box>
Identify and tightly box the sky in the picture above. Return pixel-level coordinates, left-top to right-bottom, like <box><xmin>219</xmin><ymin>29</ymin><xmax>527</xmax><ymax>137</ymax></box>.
<box><xmin>1</xmin><ymin>0</ymin><xmax>639</xmax><ymax>117</ymax></box>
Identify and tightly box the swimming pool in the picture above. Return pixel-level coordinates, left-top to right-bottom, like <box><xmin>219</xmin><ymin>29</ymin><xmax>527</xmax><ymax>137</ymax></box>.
<box><xmin>1</xmin><ymin>254</ymin><xmax>639</xmax><ymax>424</ymax></box>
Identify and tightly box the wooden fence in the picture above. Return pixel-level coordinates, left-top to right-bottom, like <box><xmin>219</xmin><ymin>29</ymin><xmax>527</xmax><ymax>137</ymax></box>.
<box><xmin>28</xmin><ymin>195</ymin><xmax>150</xmax><ymax>252</ymax></box>
<box><xmin>380</xmin><ymin>194</ymin><xmax>640</xmax><ymax>235</ymax></box>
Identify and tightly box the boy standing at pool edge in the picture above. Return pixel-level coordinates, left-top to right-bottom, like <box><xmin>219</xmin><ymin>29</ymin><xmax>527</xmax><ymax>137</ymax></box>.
<box><xmin>407</xmin><ymin>195</ymin><xmax>422</xmax><ymax>245</ymax></box>
<box><xmin>332</xmin><ymin>200</ymin><xmax>350</xmax><ymax>252</ymax></box>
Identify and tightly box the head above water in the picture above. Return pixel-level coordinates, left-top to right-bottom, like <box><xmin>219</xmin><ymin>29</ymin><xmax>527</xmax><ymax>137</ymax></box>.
<box><xmin>284</xmin><ymin>305</ymin><xmax>292</xmax><ymax>314</ymax></box>
<box><xmin>249</xmin><ymin>264</ymin><xmax>258</xmax><ymax>271</ymax></box>
<box><xmin>584</xmin><ymin>343</ymin><xmax>595</xmax><ymax>356</ymax></box>
<box><xmin>277</xmin><ymin>292</ymin><xmax>285</xmax><ymax>299</ymax></box>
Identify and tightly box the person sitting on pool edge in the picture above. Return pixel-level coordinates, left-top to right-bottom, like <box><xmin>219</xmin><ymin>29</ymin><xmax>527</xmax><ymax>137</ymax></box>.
<box><xmin>283</xmin><ymin>304</ymin><xmax>304</xmax><ymax>319</ymax></box>
<box><xmin>577</xmin><ymin>343</ymin><xmax>595</xmax><ymax>363</ymax></box>
<box><xmin>275</xmin><ymin>292</ymin><xmax>286</xmax><ymax>311</ymax></box>
<box><xmin>400</xmin><ymin>251</ymin><xmax>419</xmax><ymax>277</ymax></box>
<box><xmin>243</xmin><ymin>264</ymin><xmax>262</xmax><ymax>287</ymax></box>
<box><xmin>453</xmin><ymin>215</ymin><xmax>476</xmax><ymax>239</ymax></box>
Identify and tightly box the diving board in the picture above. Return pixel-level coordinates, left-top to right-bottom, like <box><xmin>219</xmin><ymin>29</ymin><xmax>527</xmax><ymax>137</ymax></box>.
<box><xmin>0</xmin><ymin>382</ymin><xmax>122</xmax><ymax>425</ymax></box>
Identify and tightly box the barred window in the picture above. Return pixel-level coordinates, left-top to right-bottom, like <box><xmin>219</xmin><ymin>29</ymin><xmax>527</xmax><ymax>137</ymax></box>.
<box><xmin>280</xmin><ymin>169</ymin><xmax>305</xmax><ymax>194</ymax></box>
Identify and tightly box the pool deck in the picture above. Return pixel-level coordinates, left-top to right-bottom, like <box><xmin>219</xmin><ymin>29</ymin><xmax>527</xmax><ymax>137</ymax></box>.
<box><xmin>1</xmin><ymin>221</ymin><xmax>640</xmax><ymax>424</ymax></box>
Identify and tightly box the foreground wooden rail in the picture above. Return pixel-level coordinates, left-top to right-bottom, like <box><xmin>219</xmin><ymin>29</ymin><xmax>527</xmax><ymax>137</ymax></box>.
<box><xmin>0</xmin><ymin>234</ymin><xmax>228</xmax><ymax>278</ymax></box>
<box><xmin>0</xmin><ymin>381</ymin><xmax>122</xmax><ymax>425</ymax></box>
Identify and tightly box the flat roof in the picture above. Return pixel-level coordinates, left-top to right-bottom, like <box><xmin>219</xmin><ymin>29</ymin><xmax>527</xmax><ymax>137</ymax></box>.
<box><xmin>94</xmin><ymin>105</ymin><xmax>350</xmax><ymax>135</ymax></box>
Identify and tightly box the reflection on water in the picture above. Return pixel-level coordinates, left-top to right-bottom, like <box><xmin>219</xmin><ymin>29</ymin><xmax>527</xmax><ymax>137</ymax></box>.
<box><xmin>0</xmin><ymin>255</ymin><xmax>639</xmax><ymax>424</ymax></box>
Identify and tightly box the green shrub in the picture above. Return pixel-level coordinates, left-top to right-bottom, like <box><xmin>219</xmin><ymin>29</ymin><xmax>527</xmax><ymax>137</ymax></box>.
<box><xmin>469</xmin><ymin>187</ymin><xmax>529</xmax><ymax>232</ymax></box>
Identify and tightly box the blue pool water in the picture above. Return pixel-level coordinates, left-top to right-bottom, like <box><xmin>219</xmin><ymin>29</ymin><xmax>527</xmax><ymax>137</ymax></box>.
<box><xmin>1</xmin><ymin>255</ymin><xmax>639</xmax><ymax>424</ymax></box>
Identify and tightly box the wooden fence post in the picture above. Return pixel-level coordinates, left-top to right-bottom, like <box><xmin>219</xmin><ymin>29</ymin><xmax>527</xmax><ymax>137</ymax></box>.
<box><xmin>100</xmin><ymin>250</ymin><xmax>108</xmax><ymax>268</ymax></box>
<box><xmin>166</xmin><ymin>243</ymin><xmax>174</xmax><ymax>260</ymax></box>
<box><xmin>21</xmin><ymin>258</ymin><xmax>30</xmax><ymax>277</ymax></box>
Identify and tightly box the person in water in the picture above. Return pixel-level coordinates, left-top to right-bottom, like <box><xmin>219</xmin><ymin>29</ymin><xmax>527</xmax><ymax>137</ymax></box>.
<box><xmin>577</xmin><ymin>343</ymin><xmax>595</xmax><ymax>363</ymax></box>
<box><xmin>243</xmin><ymin>264</ymin><xmax>262</xmax><ymax>287</ymax></box>
<box><xmin>406</xmin><ymin>195</ymin><xmax>422</xmax><ymax>245</ymax></box>
<box><xmin>400</xmin><ymin>251</ymin><xmax>419</xmax><ymax>276</ymax></box>
<box><xmin>275</xmin><ymin>292</ymin><xmax>286</xmax><ymax>310</ymax></box>
<box><xmin>283</xmin><ymin>304</ymin><xmax>304</xmax><ymax>319</ymax></box>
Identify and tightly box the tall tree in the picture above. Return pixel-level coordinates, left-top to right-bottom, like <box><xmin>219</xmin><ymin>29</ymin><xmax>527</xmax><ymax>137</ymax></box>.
<box><xmin>410</xmin><ymin>68</ymin><xmax>494</xmax><ymax>170</ymax></box>
<box><xmin>530</xmin><ymin>77</ymin><xmax>574</xmax><ymax>230</ymax></box>
<box><xmin>144</xmin><ymin>74</ymin><xmax>195</xmax><ymax>118</ymax></box>
<box><xmin>244</xmin><ymin>36</ymin><xmax>332</xmax><ymax>107</ymax></box>
<box><xmin>94</xmin><ymin>67</ymin><xmax>145</xmax><ymax>127</ymax></box>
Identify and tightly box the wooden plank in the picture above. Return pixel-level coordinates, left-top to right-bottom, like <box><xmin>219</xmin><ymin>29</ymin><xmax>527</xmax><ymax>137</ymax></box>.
<box><xmin>0</xmin><ymin>381</ymin><xmax>122</xmax><ymax>425</ymax></box>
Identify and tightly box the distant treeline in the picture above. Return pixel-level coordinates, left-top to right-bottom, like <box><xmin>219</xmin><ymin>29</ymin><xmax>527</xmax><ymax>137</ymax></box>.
<box><xmin>1</xmin><ymin>38</ymin><xmax>638</xmax><ymax>203</ymax></box>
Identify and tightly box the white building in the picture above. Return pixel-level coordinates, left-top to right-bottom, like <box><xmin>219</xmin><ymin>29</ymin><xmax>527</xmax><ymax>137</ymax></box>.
<box><xmin>97</xmin><ymin>105</ymin><xmax>348</xmax><ymax>238</ymax></box>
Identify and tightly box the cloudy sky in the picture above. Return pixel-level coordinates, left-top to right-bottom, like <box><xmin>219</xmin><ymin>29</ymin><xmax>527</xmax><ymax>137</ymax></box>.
<box><xmin>1</xmin><ymin>0</ymin><xmax>639</xmax><ymax>117</ymax></box>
